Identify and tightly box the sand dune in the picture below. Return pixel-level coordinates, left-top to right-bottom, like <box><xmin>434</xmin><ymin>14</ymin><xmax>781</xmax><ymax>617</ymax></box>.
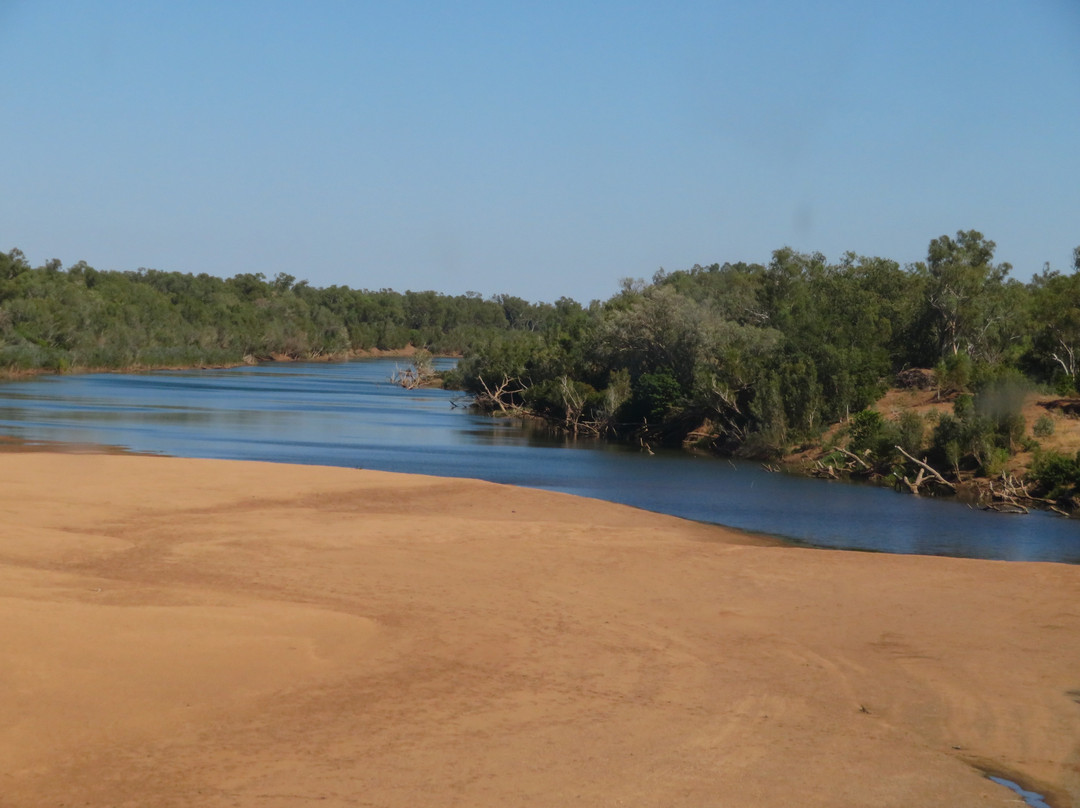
<box><xmin>1</xmin><ymin>453</ymin><xmax>1078</xmax><ymax>807</ymax></box>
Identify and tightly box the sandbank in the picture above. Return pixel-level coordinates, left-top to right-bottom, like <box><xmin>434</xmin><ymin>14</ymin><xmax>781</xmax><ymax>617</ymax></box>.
<box><xmin>1</xmin><ymin>453</ymin><xmax>1078</xmax><ymax>807</ymax></box>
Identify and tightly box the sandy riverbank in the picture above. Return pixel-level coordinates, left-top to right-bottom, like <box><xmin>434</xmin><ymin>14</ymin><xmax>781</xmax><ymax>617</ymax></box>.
<box><xmin>1</xmin><ymin>453</ymin><xmax>1078</xmax><ymax>807</ymax></box>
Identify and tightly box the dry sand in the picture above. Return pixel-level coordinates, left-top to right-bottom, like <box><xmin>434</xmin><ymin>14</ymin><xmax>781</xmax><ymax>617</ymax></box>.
<box><xmin>1</xmin><ymin>453</ymin><xmax>1078</xmax><ymax>807</ymax></box>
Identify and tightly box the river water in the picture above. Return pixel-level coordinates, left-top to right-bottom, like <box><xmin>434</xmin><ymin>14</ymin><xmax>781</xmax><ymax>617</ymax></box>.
<box><xmin>1</xmin><ymin>358</ymin><xmax>1078</xmax><ymax>563</ymax></box>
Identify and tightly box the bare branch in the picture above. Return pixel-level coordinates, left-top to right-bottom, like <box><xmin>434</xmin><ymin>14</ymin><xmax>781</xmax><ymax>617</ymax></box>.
<box><xmin>834</xmin><ymin>446</ymin><xmax>871</xmax><ymax>470</ymax></box>
<box><xmin>895</xmin><ymin>445</ymin><xmax>956</xmax><ymax>491</ymax></box>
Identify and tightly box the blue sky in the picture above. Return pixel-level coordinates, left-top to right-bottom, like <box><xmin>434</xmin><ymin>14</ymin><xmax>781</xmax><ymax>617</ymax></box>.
<box><xmin>2</xmin><ymin>1</ymin><xmax>1078</xmax><ymax>303</ymax></box>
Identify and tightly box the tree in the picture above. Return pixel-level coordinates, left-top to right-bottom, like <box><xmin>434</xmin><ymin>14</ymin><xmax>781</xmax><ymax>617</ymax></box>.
<box><xmin>1028</xmin><ymin>261</ymin><xmax>1080</xmax><ymax>386</ymax></box>
<box><xmin>923</xmin><ymin>230</ymin><xmax>1011</xmax><ymax>359</ymax></box>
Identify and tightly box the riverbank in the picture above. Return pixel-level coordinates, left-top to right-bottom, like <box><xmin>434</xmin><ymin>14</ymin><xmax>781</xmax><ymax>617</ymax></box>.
<box><xmin>0</xmin><ymin>345</ymin><xmax>446</xmax><ymax>381</ymax></box>
<box><xmin>782</xmin><ymin>386</ymin><xmax>1080</xmax><ymax>516</ymax></box>
<box><xmin>1</xmin><ymin>453</ymin><xmax>1077</xmax><ymax>807</ymax></box>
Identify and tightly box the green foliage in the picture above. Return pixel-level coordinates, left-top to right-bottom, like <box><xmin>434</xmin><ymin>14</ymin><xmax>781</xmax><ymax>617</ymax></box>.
<box><xmin>923</xmin><ymin>230</ymin><xmax>1015</xmax><ymax>361</ymax></box>
<box><xmin>1024</xmin><ymin>263</ymin><xmax>1080</xmax><ymax>386</ymax></box>
<box><xmin>935</xmin><ymin>353</ymin><xmax>973</xmax><ymax>394</ymax></box>
<box><xmin>845</xmin><ymin>408</ymin><xmax>900</xmax><ymax>465</ymax></box>
<box><xmin>980</xmin><ymin>447</ymin><xmax>1011</xmax><ymax>477</ymax></box>
<box><xmin>1033</xmin><ymin>414</ymin><xmax>1055</xmax><ymax>438</ymax></box>
<box><xmin>3</xmin><ymin>229</ymin><xmax>1075</xmax><ymax>464</ymax></box>
<box><xmin>0</xmin><ymin>249</ymin><xmax>551</xmax><ymax>374</ymax></box>
<box><xmin>953</xmin><ymin>393</ymin><xmax>975</xmax><ymax>420</ymax></box>
<box><xmin>1051</xmin><ymin>373</ymin><xmax>1078</xmax><ymax>396</ymax></box>
<box><xmin>847</xmin><ymin>409</ymin><xmax>886</xmax><ymax>452</ymax></box>
<box><xmin>974</xmin><ymin>377</ymin><xmax>1028</xmax><ymax>450</ymax></box>
<box><xmin>1029</xmin><ymin>451</ymin><xmax>1080</xmax><ymax>501</ymax></box>
<box><xmin>927</xmin><ymin>378</ymin><xmax>1029</xmax><ymax>476</ymax></box>
<box><xmin>596</xmin><ymin>368</ymin><xmax>632</xmax><ymax>431</ymax></box>
<box><xmin>897</xmin><ymin>411</ymin><xmax>925</xmax><ymax>456</ymax></box>
<box><xmin>626</xmin><ymin>372</ymin><xmax>683</xmax><ymax>423</ymax></box>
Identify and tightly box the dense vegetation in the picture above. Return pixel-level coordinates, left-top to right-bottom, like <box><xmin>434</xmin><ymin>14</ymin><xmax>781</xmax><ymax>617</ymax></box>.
<box><xmin>3</xmin><ymin>231</ymin><xmax>1079</xmax><ymax>502</ymax></box>
<box><xmin>0</xmin><ymin>248</ymin><xmax>564</xmax><ymax>369</ymax></box>
<box><xmin>441</xmin><ymin>231</ymin><xmax>1080</xmax><ymax>503</ymax></box>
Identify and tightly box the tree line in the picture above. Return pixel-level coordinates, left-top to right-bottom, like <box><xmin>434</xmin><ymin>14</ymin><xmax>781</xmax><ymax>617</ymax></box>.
<box><xmin>0</xmin><ymin>248</ymin><xmax>574</xmax><ymax>370</ymax></box>
<box><xmin>443</xmin><ymin>231</ymin><xmax>1080</xmax><ymax>502</ymax></box>
<box><xmin>3</xmin><ymin>232</ymin><xmax>1079</xmax><ymax>501</ymax></box>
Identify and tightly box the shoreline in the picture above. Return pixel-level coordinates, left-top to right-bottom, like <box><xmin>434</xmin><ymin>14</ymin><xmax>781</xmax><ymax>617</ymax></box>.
<box><xmin>7</xmin><ymin>357</ymin><xmax>1076</xmax><ymax>524</ymax></box>
<box><xmin>0</xmin><ymin>345</ymin><xmax>448</xmax><ymax>382</ymax></box>
<box><xmin>1</xmin><ymin>452</ymin><xmax>1077</xmax><ymax>806</ymax></box>
<box><xmin>0</xmin><ymin>426</ymin><xmax>1076</xmax><ymax>566</ymax></box>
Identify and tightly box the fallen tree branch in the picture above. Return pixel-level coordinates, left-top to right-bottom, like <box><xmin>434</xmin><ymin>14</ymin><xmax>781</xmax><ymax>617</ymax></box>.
<box><xmin>895</xmin><ymin>446</ymin><xmax>956</xmax><ymax>491</ymax></box>
<box><xmin>900</xmin><ymin>466</ymin><xmax>927</xmax><ymax>495</ymax></box>
<box><xmin>477</xmin><ymin>374</ymin><xmax>528</xmax><ymax>414</ymax></box>
<box><xmin>834</xmin><ymin>446</ymin><xmax>871</xmax><ymax>470</ymax></box>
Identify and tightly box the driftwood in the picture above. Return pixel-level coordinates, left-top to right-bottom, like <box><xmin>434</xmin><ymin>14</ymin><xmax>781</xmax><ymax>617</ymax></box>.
<box><xmin>812</xmin><ymin>460</ymin><xmax>838</xmax><ymax>479</ymax></box>
<box><xmin>391</xmin><ymin>353</ymin><xmax>436</xmax><ymax>390</ymax></box>
<box><xmin>982</xmin><ymin>502</ymin><xmax>1029</xmax><ymax>515</ymax></box>
<box><xmin>974</xmin><ymin>472</ymin><xmax>1067</xmax><ymax>516</ymax></box>
<box><xmin>834</xmin><ymin>446</ymin><xmax>872</xmax><ymax>471</ymax></box>
<box><xmin>391</xmin><ymin>365</ymin><xmax>427</xmax><ymax>389</ymax></box>
<box><xmin>477</xmin><ymin>374</ymin><xmax>528</xmax><ymax>414</ymax></box>
<box><xmin>899</xmin><ymin>465</ymin><xmax>928</xmax><ymax>495</ymax></box>
<box><xmin>895</xmin><ymin>445</ymin><xmax>956</xmax><ymax>494</ymax></box>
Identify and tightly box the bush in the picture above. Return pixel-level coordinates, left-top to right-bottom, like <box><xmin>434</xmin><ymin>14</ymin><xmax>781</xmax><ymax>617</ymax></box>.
<box><xmin>929</xmin><ymin>409</ymin><xmax>1000</xmax><ymax>475</ymax></box>
<box><xmin>953</xmin><ymin>393</ymin><xmax>975</xmax><ymax>420</ymax></box>
<box><xmin>625</xmin><ymin>371</ymin><xmax>683</xmax><ymax>424</ymax></box>
<box><xmin>979</xmin><ymin>446</ymin><xmax>1011</xmax><ymax>477</ymax></box>
<box><xmin>847</xmin><ymin>408</ymin><xmax>901</xmax><ymax>464</ymax></box>
<box><xmin>524</xmin><ymin>377</ymin><xmax>596</xmax><ymax>422</ymax></box>
<box><xmin>897</xmin><ymin>411</ymin><xmax>925</xmax><ymax>455</ymax></box>
<box><xmin>1033</xmin><ymin>414</ymin><xmax>1055</xmax><ymax>438</ymax></box>
<box><xmin>936</xmin><ymin>353</ymin><xmax>972</xmax><ymax>394</ymax></box>
<box><xmin>0</xmin><ymin>342</ymin><xmax>52</xmax><ymax>369</ymax></box>
<box><xmin>848</xmin><ymin>409</ymin><xmax>885</xmax><ymax>452</ymax></box>
<box><xmin>1030</xmin><ymin>450</ymin><xmax>1080</xmax><ymax>500</ymax></box>
<box><xmin>1052</xmin><ymin>372</ymin><xmax>1077</xmax><ymax>396</ymax></box>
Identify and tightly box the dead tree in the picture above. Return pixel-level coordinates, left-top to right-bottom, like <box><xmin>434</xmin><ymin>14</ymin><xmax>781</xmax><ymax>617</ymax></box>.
<box><xmin>391</xmin><ymin>352</ymin><xmax>436</xmax><ymax>389</ymax></box>
<box><xmin>834</xmin><ymin>446</ymin><xmax>872</xmax><ymax>471</ymax></box>
<box><xmin>895</xmin><ymin>445</ymin><xmax>956</xmax><ymax>495</ymax></box>
<box><xmin>477</xmin><ymin>374</ymin><xmax>528</xmax><ymax>414</ymax></box>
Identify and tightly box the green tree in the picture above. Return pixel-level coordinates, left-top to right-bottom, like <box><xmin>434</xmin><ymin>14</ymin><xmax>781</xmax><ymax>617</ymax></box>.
<box><xmin>1027</xmin><ymin>259</ymin><xmax>1080</xmax><ymax>387</ymax></box>
<box><xmin>922</xmin><ymin>230</ymin><xmax>1012</xmax><ymax>359</ymax></box>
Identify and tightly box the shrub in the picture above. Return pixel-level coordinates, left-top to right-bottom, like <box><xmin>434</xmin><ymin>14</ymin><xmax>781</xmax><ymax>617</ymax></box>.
<box><xmin>0</xmin><ymin>342</ymin><xmax>52</xmax><ymax>369</ymax></box>
<box><xmin>1030</xmin><ymin>451</ymin><xmax>1080</xmax><ymax>501</ymax></box>
<box><xmin>931</xmin><ymin>413</ymin><xmax>963</xmax><ymax>461</ymax></box>
<box><xmin>847</xmin><ymin>408</ymin><xmax>901</xmax><ymax>465</ymax></box>
<box><xmin>1033</xmin><ymin>414</ymin><xmax>1055</xmax><ymax>438</ymax></box>
<box><xmin>936</xmin><ymin>353</ymin><xmax>972</xmax><ymax>394</ymax></box>
<box><xmin>897</xmin><ymin>411</ymin><xmax>925</xmax><ymax>456</ymax></box>
<box><xmin>848</xmin><ymin>409</ymin><xmax>885</xmax><ymax>452</ymax></box>
<box><xmin>625</xmin><ymin>371</ymin><xmax>683</xmax><ymax>424</ymax></box>
<box><xmin>979</xmin><ymin>446</ymin><xmax>1011</xmax><ymax>477</ymax></box>
<box><xmin>953</xmin><ymin>393</ymin><xmax>975</xmax><ymax>420</ymax></box>
<box><xmin>1052</xmin><ymin>373</ymin><xmax>1077</xmax><ymax>397</ymax></box>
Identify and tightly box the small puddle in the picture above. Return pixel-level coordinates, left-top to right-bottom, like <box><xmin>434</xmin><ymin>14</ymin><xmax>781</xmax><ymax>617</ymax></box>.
<box><xmin>988</xmin><ymin>775</ymin><xmax>1051</xmax><ymax>808</ymax></box>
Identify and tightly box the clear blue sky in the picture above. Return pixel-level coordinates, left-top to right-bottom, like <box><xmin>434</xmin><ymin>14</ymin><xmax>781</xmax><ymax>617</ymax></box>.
<box><xmin>2</xmin><ymin>1</ymin><xmax>1078</xmax><ymax>303</ymax></box>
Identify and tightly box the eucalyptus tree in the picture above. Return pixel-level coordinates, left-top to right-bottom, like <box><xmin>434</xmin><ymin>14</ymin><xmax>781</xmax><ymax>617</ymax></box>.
<box><xmin>1027</xmin><ymin>252</ymin><xmax>1080</xmax><ymax>389</ymax></box>
<box><xmin>922</xmin><ymin>230</ymin><xmax>1013</xmax><ymax>360</ymax></box>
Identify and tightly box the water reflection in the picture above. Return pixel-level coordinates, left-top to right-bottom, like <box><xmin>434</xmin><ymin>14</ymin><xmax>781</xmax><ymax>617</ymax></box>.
<box><xmin>1</xmin><ymin>359</ymin><xmax>1078</xmax><ymax>564</ymax></box>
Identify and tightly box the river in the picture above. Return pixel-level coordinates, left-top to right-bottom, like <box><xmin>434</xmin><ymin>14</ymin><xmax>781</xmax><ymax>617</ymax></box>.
<box><xmin>1</xmin><ymin>358</ymin><xmax>1078</xmax><ymax>563</ymax></box>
